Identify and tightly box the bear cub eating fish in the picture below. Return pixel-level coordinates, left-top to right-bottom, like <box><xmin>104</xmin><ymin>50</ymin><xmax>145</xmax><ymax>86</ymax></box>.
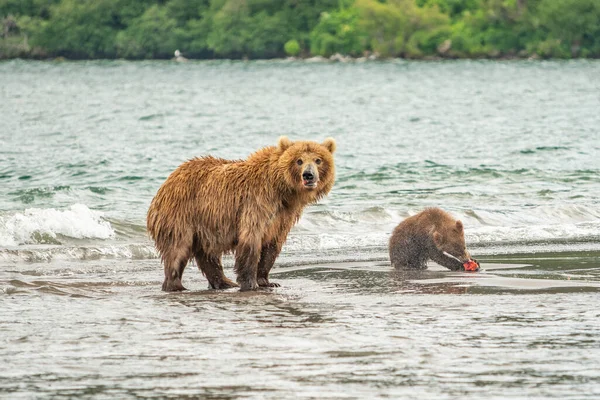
<box><xmin>389</xmin><ymin>208</ymin><xmax>479</xmax><ymax>271</ymax></box>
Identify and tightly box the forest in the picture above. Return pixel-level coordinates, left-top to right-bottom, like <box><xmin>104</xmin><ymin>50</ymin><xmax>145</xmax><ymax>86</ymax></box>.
<box><xmin>1</xmin><ymin>0</ymin><xmax>599</xmax><ymax>60</ymax></box>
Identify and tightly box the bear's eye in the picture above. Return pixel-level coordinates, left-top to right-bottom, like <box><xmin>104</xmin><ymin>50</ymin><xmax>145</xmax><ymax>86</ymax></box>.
<box><xmin>296</xmin><ymin>159</ymin><xmax>303</xmax><ymax>166</ymax></box>
<box><xmin>315</xmin><ymin>158</ymin><xmax>322</xmax><ymax>165</ymax></box>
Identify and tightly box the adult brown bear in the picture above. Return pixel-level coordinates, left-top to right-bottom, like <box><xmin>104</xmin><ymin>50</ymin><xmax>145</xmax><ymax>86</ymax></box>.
<box><xmin>147</xmin><ymin>136</ymin><xmax>336</xmax><ymax>291</ymax></box>
<box><xmin>389</xmin><ymin>208</ymin><xmax>478</xmax><ymax>271</ymax></box>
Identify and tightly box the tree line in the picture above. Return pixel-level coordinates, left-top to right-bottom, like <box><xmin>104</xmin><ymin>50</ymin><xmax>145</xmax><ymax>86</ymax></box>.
<box><xmin>1</xmin><ymin>0</ymin><xmax>599</xmax><ymax>60</ymax></box>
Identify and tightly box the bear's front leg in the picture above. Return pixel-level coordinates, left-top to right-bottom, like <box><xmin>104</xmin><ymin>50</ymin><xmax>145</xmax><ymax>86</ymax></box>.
<box><xmin>234</xmin><ymin>242</ymin><xmax>261</xmax><ymax>291</ymax></box>
<box><xmin>257</xmin><ymin>241</ymin><xmax>283</xmax><ymax>287</ymax></box>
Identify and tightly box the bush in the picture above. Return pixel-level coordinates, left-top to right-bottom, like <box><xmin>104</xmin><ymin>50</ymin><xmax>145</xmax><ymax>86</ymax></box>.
<box><xmin>26</xmin><ymin>0</ymin><xmax>120</xmax><ymax>58</ymax></box>
<box><xmin>533</xmin><ymin>38</ymin><xmax>571</xmax><ymax>58</ymax></box>
<box><xmin>444</xmin><ymin>1</ymin><xmax>528</xmax><ymax>58</ymax></box>
<box><xmin>284</xmin><ymin>39</ymin><xmax>300</xmax><ymax>56</ymax></box>
<box><xmin>415</xmin><ymin>0</ymin><xmax>479</xmax><ymax>18</ymax></box>
<box><xmin>405</xmin><ymin>26</ymin><xmax>451</xmax><ymax>57</ymax></box>
<box><xmin>356</xmin><ymin>0</ymin><xmax>450</xmax><ymax>57</ymax></box>
<box><xmin>309</xmin><ymin>8</ymin><xmax>365</xmax><ymax>57</ymax></box>
<box><xmin>170</xmin><ymin>18</ymin><xmax>212</xmax><ymax>58</ymax></box>
<box><xmin>116</xmin><ymin>5</ymin><xmax>178</xmax><ymax>59</ymax></box>
<box><xmin>205</xmin><ymin>0</ymin><xmax>289</xmax><ymax>58</ymax></box>
<box><xmin>0</xmin><ymin>0</ymin><xmax>60</xmax><ymax>19</ymax></box>
<box><xmin>537</xmin><ymin>0</ymin><xmax>600</xmax><ymax>57</ymax></box>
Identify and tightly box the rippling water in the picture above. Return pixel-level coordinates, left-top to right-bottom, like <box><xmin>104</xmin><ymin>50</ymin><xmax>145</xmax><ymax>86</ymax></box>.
<box><xmin>1</xmin><ymin>60</ymin><xmax>600</xmax><ymax>398</ymax></box>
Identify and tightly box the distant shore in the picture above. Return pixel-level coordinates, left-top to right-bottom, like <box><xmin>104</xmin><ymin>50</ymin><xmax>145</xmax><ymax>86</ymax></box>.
<box><xmin>2</xmin><ymin>50</ymin><xmax>596</xmax><ymax>62</ymax></box>
<box><xmin>3</xmin><ymin>0</ymin><xmax>599</xmax><ymax>63</ymax></box>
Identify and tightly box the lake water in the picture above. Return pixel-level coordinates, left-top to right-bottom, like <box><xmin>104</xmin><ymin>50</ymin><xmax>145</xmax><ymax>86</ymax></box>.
<box><xmin>1</xmin><ymin>60</ymin><xmax>599</xmax><ymax>399</ymax></box>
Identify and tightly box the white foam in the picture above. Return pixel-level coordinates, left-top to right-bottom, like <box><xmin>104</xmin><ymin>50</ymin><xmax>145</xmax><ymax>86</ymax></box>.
<box><xmin>284</xmin><ymin>231</ymin><xmax>389</xmax><ymax>253</ymax></box>
<box><xmin>0</xmin><ymin>243</ymin><xmax>157</xmax><ymax>263</ymax></box>
<box><xmin>466</xmin><ymin>223</ymin><xmax>600</xmax><ymax>244</ymax></box>
<box><xmin>292</xmin><ymin>204</ymin><xmax>600</xmax><ymax>251</ymax></box>
<box><xmin>0</xmin><ymin>204</ymin><xmax>115</xmax><ymax>246</ymax></box>
<box><xmin>1</xmin><ymin>203</ymin><xmax>598</xmax><ymax>262</ymax></box>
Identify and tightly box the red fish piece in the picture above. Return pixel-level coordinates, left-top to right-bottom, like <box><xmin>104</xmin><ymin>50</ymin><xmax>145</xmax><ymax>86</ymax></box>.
<box><xmin>463</xmin><ymin>260</ymin><xmax>480</xmax><ymax>272</ymax></box>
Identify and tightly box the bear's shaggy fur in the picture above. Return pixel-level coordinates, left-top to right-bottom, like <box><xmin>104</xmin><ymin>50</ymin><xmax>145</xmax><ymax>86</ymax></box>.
<box><xmin>147</xmin><ymin>136</ymin><xmax>336</xmax><ymax>291</ymax></box>
<box><xmin>389</xmin><ymin>208</ymin><xmax>473</xmax><ymax>270</ymax></box>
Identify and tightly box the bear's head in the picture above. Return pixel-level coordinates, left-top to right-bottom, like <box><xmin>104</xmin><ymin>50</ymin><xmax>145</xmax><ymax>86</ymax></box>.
<box><xmin>276</xmin><ymin>136</ymin><xmax>336</xmax><ymax>198</ymax></box>
<box><xmin>432</xmin><ymin>220</ymin><xmax>471</xmax><ymax>264</ymax></box>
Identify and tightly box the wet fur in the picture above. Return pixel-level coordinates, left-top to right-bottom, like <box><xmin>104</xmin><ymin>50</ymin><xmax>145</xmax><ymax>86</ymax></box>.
<box><xmin>147</xmin><ymin>137</ymin><xmax>336</xmax><ymax>291</ymax></box>
<box><xmin>389</xmin><ymin>208</ymin><xmax>471</xmax><ymax>271</ymax></box>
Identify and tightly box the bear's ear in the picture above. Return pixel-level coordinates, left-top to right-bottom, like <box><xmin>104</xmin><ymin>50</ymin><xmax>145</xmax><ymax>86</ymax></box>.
<box><xmin>433</xmin><ymin>231</ymin><xmax>443</xmax><ymax>246</ymax></box>
<box><xmin>278</xmin><ymin>136</ymin><xmax>293</xmax><ymax>151</ymax></box>
<box><xmin>322</xmin><ymin>137</ymin><xmax>336</xmax><ymax>153</ymax></box>
<box><xmin>455</xmin><ymin>220</ymin><xmax>463</xmax><ymax>231</ymax></box>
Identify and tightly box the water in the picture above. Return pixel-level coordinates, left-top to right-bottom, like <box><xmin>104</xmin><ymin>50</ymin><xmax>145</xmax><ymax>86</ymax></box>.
<box><xmin>1</xmin><ymin>60</ymin><xmax>600</xmax><ymax>398</ymax></box>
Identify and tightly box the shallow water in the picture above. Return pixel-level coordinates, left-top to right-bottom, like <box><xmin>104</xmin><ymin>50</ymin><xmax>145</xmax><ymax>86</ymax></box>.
<box><xmin>1</xmin><ymin>59</ymin><xmax>600</xmax><ymax>398</ymax></box>
<box><xmin>2</xmin><ymin>253</ymin><xmax>600</xmax><ymax>399</ymax></box>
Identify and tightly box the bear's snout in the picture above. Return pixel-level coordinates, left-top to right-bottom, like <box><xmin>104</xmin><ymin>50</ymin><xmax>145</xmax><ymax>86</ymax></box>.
<box><xmin>303</xmin><ymin>170</ymin><xmax>315</xmax><ymax>181</ymax></box>
<box><xmin>447</xmin><ymin>250</ymin><xmax>471</xmax><ymax>264</ymax></box>
<box><xmin>302</xmin><ymin>164</ymin><xmax>318</xmax><ymax>188</ymax></box>
<box><xmin>462</xmin><ymin>250</ymin><xmax>472</xmax><ymax>263</ymax></box>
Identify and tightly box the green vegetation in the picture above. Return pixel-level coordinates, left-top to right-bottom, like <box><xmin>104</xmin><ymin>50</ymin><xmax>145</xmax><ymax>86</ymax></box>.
<box><xmin>1</xmin><ymin>0</ymin><xmax>599</xmax><ymax>59</ymax></box>
<box><xmin>284</xmin><ymin>39</ymin><xmax>300</xmax><ymax>56</ymax></box>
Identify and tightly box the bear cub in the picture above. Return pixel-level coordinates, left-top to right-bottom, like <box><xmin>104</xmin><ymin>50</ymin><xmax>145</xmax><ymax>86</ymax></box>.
<box><xmin>389</xmin><ymin>208</ymin><xmax>478</xmax><ymax>271</ymax></box>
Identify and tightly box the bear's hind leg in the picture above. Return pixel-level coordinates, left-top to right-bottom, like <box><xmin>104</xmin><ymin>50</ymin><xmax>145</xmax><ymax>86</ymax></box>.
<box><xmin>162</xmin><ymin>256</ymin><xmax>188</xmax><ymax>292</ymax></box>
<box><xmin>162</xmin><ymin>243</ymin><xmax>192</xmax><ymax>292</ymax></box>
<box><xmin>194</xmin><ymin>249</ymin><xmax>238</xmax><ymax>289</ymax></box>
<box><xmin>257</xmin><ymin>241</ymin><xmax>283</xmax><ymax>288</ymax></box>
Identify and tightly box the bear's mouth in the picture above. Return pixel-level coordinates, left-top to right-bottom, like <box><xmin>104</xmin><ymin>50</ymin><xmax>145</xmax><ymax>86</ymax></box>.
<box><xmin>442</xmin><ymin>251</ymin><xmax>468</xmax><ymax>264</ymax></box>
<box><xmin>303</xmin><ymin>180</ymin><xmax>318</xmax><ymax>189</ymax></box>
<box><xmin>443</xmin><ymin>251</ymin><xmax>478</xmax><ymax>270</ymax></box>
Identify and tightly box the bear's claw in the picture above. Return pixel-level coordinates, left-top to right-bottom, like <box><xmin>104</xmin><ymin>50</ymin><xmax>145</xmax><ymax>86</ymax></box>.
<box><xmin>162</xmin><ymin>279</ymin><xmax>187</xmax><ymax>292</ymax></box>
<box><xmin>209</xmin><ymin>277</ymin><xmax>240</xmax><ymax>290</ymax></box>
<box><xmin>257</xmin><ymin>278</ymin><xmax>280</xmax><ymax>288</ymax></box>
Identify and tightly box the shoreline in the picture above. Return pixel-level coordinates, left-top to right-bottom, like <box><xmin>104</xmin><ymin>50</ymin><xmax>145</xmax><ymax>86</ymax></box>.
<box><xmin>2</xmin><ymin>240</ymin><xmax>600</xmax><ymax>266</ymax></box>
<box><xmin>2</xmin><ymin>53</ymin><xmax>600</xmax><ymax>63</ymax></box>
<box><xmin>2</xmin><ymin>248</ymin><xmax>599</xmax><ymax>295</ymax></box>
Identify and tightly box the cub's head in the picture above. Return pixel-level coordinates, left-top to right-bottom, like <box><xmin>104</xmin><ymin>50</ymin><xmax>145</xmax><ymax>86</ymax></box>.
<box><xmin>433</xmin><ymin>220</ymin><xmax>471</xmax><ymax>263</ymax></box>
<box><xmin>276</xmin><ymin>136</ymin><xmax>336</xmax><ymax>197</ymax></box>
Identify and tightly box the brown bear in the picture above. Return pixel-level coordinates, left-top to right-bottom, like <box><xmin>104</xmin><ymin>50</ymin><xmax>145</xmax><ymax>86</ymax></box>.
<box><xmin>147</xmin><ymin>136</ymin><xmax>336</xmax><ymax>292</ymax></box>
<box><xmin>389</xmin><ymin>208</ymin><xmax>478</xmax><ymax>271</ymax></box>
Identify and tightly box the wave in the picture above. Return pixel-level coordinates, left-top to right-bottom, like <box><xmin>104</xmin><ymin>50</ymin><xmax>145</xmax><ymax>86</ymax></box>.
<box><xmin>0</xmin><ymin>203</ymin><xmax>599</xmax><ymax>263</ymax></box>
<box><xmin>1</xmin><ymin>232</ymin><xmax>599</xmax><ymax>265</ymax></box>
<box><xmin>297</xmin><ymin>204</ymin><xmax>600</xmax><ymax>231</ymax></box>
<box><xmin>286</xmin><ymin>205</ymin><xmax>600</xmax><ymax>256</ymax></box>
<box><xmin>0</xmin><ymin>204</ymin><xmax>114</xmax><ymax>246</ymax></box>
<box><xmin>0</xmin><ymin>243</ymin><xmax>156</xmax><ymax>263</ymax></box>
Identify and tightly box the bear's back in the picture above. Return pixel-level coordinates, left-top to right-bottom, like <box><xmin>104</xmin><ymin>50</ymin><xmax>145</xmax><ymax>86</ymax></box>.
<box><xmin>389</xmin><ymin>208</ymin><xmax>455</xmax><ymax>268</ymax></box>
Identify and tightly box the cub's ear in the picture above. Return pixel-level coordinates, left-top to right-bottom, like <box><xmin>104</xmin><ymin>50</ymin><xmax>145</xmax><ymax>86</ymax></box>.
<box><xmin>433</xmin><ymin>231</ymin><xmax>443</xmax><ymax>246</ymax></box>
<box><xmin>278</xmin><ymin>136</ymin><xmax>293</xmax><ymax>151</ymax></box>
<box><xmin>455</xmin><ymin>220</ymin><xmax>463</xmax><ymax>231</ymax></box>
<box><xmin>322</xmin><ymin>137</ymin><xmax>336</xmax><ymax>153</ymax></box>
